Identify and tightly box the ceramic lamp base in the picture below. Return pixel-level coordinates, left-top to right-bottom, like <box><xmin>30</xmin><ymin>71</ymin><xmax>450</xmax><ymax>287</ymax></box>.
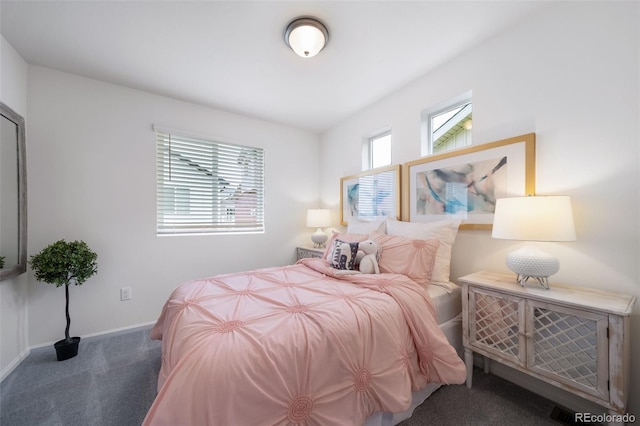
<box><xmin>505</xmin><ymin>245</ymin><xmax>559</xmax><ymax>289</ymax></box>
<box><xmin>311</xmin><ymin>228</ymin><xmax>328</xmax><ymax>248</ymax></box>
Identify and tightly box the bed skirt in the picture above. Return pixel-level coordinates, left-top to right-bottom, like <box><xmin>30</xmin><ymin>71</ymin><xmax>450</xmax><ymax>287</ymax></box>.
<box><xmin>364</xmin><ymin>313</ymin><xmax>463</xmax><ymax>426</ymax></box>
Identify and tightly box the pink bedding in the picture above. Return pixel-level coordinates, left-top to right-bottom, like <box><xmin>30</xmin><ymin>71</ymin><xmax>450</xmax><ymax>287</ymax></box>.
<box><xmin>143</xmin><ymin>258</ymin><xmax>466</xmax><ymax>425</ymax></box>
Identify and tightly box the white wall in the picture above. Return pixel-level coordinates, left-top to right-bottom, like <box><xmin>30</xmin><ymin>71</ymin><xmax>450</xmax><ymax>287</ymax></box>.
<box><xmin>25</xmin><ymin>67</ymin><xmax>320</xmax><ymax>346</ymax></box>
<box><xmin>0</xmin><ymin>35</ymin><xmax>29</xmax><ymax>379</ymax></box>
<box><xmin>320</xmin><ymin>2</ymin><xmax>639</xmax><ymax>414</ymax></box>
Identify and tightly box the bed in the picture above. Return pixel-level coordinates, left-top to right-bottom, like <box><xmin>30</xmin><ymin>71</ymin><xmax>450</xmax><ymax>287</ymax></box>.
<box><xmin>366</xmin><ymin>283</ymin><xmax>463</xmax><ymax>426</ymax></box>
<box><xmin>144</xmin><ymin>219</ymin><xmax>466</xmax><ymax>425</ymax></box>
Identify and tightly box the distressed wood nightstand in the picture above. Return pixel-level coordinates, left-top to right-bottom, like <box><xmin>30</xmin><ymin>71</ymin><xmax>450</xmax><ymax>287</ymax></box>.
<box><xmin>460</xmin><ymin>271</ymin><xmax>635</xmax><ymax>421</ymax></box>
<box><xmin>296</xmin><ymin>246</ymin><xmax>324</xmax><ymax>261</ymax></box>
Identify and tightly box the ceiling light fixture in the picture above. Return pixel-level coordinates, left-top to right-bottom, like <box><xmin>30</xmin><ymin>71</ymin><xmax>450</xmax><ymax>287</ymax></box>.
<box><xmin>284</xmin><ymin>17</ymin><xmax>329</xmax><ymax>58</ymax></box>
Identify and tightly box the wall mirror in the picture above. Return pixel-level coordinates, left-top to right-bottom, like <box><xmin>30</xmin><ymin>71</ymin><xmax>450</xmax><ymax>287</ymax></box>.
<box><xmin>0</xmin><ymin>102</ymin><xmax>27</xmax><ymax>281</ymax></box>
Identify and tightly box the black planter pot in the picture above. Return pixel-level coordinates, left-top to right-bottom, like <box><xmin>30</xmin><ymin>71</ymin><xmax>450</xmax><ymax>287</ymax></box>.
<box><xmin>54</xmin><ymin>336</ymin><xmax>81</xmax><ymax>361</ymax></box>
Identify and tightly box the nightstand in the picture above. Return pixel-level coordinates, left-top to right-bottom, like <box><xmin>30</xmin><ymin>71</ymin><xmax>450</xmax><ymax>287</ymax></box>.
<box><xmin>296</xmin><ymin>246</ymin><xmax>324</xmax><ymax>260</ymax></box>
<box><xmin>460</xmin><ymin>271</ymin><xmax>635</xmax><ymax>421</ymax></box>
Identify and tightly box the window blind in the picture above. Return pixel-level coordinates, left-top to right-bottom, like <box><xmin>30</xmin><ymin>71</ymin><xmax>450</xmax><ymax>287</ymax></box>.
<box><xmin>156</xmin><ymin>129</ymin><xmax>265</xmax><ymax>235</ymax></box>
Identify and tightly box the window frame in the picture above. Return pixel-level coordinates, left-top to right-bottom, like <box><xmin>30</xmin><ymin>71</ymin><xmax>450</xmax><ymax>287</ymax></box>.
<box><xmin>421</xmin><ymin>91</ymin><xmax>472</xmax><ymax>156</ymax></box>
<box><xmin>363</xmin><ymin>128</ymin><xmax>392</xmax><ymax>170</ymax></box>
<box><xmin>155</xmin><ymin>127</ymin><xmax>265</xmax><ymax>236</ymax></box>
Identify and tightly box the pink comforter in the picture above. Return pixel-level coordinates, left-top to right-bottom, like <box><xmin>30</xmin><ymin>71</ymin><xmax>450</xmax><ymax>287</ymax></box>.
<box><xmin>143</xmin><ymin>258</ymin><xmax>466</xmax><ymax>426</ymax></box>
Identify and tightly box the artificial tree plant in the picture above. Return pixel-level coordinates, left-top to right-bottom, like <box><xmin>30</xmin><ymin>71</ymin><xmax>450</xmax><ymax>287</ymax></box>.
<box><xmin>29</xmin><ymin>240</ymin><xmax>98</xmax><ymax>361</ymax></box>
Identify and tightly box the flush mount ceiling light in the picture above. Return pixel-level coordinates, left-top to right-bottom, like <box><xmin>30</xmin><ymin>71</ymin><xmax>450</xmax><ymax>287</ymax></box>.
<box><xmin>284</xmin><ymin>17</ymin><xmax>329</xmax><ymax>58</ymax></box>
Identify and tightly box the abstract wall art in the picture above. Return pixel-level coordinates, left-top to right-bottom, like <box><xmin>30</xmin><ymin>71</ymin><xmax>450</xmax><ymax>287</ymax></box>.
<box><xmin>340</xmin><ymin>165</ymin><xmax>401</xmax><ymax>225</ymax></box>
<box><xmin>405</xmin><ymin>134</ymin><xmax>535</xmax><ymax>229</ymax></box>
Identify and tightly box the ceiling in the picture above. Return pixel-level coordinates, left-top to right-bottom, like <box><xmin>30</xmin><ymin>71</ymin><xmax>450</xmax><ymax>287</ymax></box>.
<box><xmin>1</xmin><ymin>1</ymin><xmax>544</xmax><ymax>133</ymax></box>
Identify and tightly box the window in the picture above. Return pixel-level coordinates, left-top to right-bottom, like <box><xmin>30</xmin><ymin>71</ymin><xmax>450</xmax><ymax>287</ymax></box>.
<box><xmin>363</xmin><ymin>130</ymin><xmax>392</xmax><ymax>170</ymax></box>
<box><xmin>421</xmin><ymin>92</ymin><xmax>472</xmax><ymax>155</ymax></box>
<box><xmin>156</xmin><ymin>129</ymin><xmax>264</xmax><ymax>235</ymax></box>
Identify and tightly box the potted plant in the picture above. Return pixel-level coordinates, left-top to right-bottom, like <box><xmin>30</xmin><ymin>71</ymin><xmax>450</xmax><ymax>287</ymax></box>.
<box><xmin>29</xmin><ymin>240</ymin><xmax>98</xmax><ymax>361</ymax></box>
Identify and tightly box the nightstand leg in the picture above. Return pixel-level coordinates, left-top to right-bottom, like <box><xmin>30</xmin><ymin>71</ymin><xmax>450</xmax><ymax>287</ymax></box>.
<box><xmin>608</xmin><ymin>409</ymin><xmax>623</xmax><ymax>426</ymax></box>
<box><xmin>464</xmin><ymin>348</ymin><xmax>473</xmax><ymax>388</ymax></box>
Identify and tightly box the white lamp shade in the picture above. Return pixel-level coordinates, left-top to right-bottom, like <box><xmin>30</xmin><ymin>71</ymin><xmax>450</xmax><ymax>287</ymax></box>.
<box><xmin>285</xmin><ymin>17</ymin><xmax>329</xmax><ymax>58</ymax></box>
<box><xmin>306</xmin><ymin>209</ymin><xmax>331</xmax><ymax>228</ymax></box>
<box><xmin>492</xmin><ymin>196</ymin><xmax>576</xmax><ymax>242</ymax></box>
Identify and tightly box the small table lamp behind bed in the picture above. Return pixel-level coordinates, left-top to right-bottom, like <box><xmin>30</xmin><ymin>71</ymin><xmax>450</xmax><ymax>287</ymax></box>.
<box><xmin>307</xmin><ymin>209</ymin><xmax>331</xmax><ymax>248</ymax></box>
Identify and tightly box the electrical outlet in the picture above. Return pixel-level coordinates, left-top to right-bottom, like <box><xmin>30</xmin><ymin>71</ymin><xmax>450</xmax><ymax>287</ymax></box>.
<box><xmin>120</xmin><ymin>287</ymin><xmax>132</xmax><ymax>301</ymax></box>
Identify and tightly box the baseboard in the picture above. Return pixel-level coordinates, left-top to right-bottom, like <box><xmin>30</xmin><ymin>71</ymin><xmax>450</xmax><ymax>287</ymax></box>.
<box><xmin>0</xmin><ymin>346</ymin><xmax>30</xmax><ymax>383</ymax></box>
<box><xmin>473</xmin><ymin>354</ymin><xmax>606</xmax><ymax>416</ymax></box>
<box><xmin>2</xmin><ymin>321</ymin><xmax>156</xmax><ymax>383</ymax></box>
<box><xmin>81</xmin><ymin>321</ymin><xmax>157</xmax><ymax>341</ymax></box>
<box><xmin>28</xmin><ymin>321</ymin><xmax>157</xmax><ymax>350</ymax></box>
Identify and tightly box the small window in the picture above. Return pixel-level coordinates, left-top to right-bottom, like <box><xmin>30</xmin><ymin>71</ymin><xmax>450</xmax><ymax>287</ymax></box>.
<box><xmin>156</xmin><ymin>129</ymin><xmax>264</xmax><ymax>235</ymax></box>
<box><xmin>364</xmin><ymin>130</ymin><xmax>392</xmax><ymax>170</ymax></box>
<box><xmin>421</xmin><ymin>93</ymin><xmax>472</xmax><ymax>155</ymax></box>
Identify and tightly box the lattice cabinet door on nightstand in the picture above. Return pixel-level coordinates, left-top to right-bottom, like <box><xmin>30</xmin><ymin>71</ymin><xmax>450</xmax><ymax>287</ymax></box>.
<box><xmin>467</xmin><ymin>287</ymin><xmax>526</xmax><ymax>367</ymax></box>
<box><xmin>296</xmin><ymin>246</ymin><xmax>324</xmax><ymax>260</ymax></box>
<box><xmin>526</xmin><ymin>300</ymin><xmax>609</xmax><ymax>401</ymax></box>
<box><xmin>461</xmin><ymin>271</ymin><xmax>636</xmax><ymax>420</ymax></box>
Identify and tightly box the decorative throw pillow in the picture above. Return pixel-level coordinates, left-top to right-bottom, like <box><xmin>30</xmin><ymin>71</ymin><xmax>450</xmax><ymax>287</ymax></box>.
<box><xmin>327</xmin><ymin>239</ymin><xmax>360</xmax><ymax>270</ymax></box>
<box><xmin>385</xmin><ymin>218</ymin><xmax>460</xmax><ymax>284</ymax></box>
<box><xmin>371</xmin><ymin>231</ymin><xmax>440</xmax><ymax>287</ymax></box>
<box><xmin>322</xmin><ymin>232</ymin><xmax>369</xmax><ymax>260</ymax></box>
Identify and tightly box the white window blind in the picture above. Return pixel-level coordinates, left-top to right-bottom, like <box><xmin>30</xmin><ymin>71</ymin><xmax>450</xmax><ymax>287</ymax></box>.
<box><xmin>156</xmin><ymin>129</ymin><xmax>265</xmax><ymax>235</ymax></box>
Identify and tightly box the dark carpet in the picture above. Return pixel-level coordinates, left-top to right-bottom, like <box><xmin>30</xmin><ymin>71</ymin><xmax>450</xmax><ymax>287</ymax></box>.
<box><xmin>1</xmin><ymin>326</ymin><xmax>160</xmax><ymax>426</ymax></box>
<box><xmin>1</xmin><ymin>326</ymin><xmax>562</xmax><ymax>425</ymax></box>
<box><xmin>398</xmin><ymin>369</ymin><xmax>559</xmax><ymax>426</ymax></box>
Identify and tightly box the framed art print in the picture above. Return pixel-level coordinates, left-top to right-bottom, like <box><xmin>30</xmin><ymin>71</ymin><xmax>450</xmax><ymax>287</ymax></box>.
<box><xmin>405</xmin><ymin>133</ymin><xmax>535</xmax><ymax>229</ymax></box>
<box><xmin>340</xmin><ymin>164</ymin><xmax>401</xmax><ymax>225</ymax></box>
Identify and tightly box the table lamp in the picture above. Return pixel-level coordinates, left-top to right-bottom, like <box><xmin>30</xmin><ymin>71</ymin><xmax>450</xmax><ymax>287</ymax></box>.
<box><xmin>491</xmin><ymin>196</ymin><xmax>576</xmax><ymax>289</ymax></box>
<box><xmin>307</xmin><ymin>209</ymin><xmax>331</xmax><ymax>248</ymax></box>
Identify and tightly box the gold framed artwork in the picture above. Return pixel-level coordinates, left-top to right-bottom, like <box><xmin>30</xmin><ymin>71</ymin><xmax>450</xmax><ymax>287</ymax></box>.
<box><xmin>404</xmin><ymin>133</ymin><xmax>535</xmax><ymax>229</ymax></box>
<box><xmin>340</xmin><ymin>164</ymin><xmax>401</xmax><ymax>226</ymax></box>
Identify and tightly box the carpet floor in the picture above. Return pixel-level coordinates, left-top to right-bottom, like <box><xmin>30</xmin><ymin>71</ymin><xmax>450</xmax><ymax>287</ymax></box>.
<box><xmin>1</xmin><ymin>326</ymin><xmax>564</xmax><ymax>425</ymax></box>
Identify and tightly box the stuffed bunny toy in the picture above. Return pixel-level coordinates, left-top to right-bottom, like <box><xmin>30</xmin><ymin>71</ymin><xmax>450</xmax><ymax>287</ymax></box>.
<box><xmin>357</xmin><ymin>240</ymin><xmax>380</xmax><ymax>274</ymax></box>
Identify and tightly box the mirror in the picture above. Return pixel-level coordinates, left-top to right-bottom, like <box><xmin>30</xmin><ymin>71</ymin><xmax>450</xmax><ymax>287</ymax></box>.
<box><xmin>0</xmin><ymin>102</ymin><xmax>27</xmax><ymax>281</ymax></box>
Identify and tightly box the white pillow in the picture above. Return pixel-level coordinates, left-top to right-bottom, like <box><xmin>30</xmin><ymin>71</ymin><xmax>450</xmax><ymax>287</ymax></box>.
<box><xmin>385</xmin><ymin>218</ymin><xmax>461</xmax><ymax>283</ymax></box>
<box><xmin>347</xmin><ymin>218</ymin><xmax>386</xmax><ymax>234</ymax></box>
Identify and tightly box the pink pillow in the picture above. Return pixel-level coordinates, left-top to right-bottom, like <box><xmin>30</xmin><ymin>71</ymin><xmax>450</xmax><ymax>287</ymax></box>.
<box><xmin>385</xmin><ymin>218</ymin><xmax>460</xmax><ymax>284</ymax></box>
<box><xmin>322</xmin><ymin>232</ymin><xmax>369</xmax><ymax>260</ymax></box>
<box><xmin>371</xmin><ymin>231</ymin><xmax>440</xmax><ymax>287</ymax></box>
